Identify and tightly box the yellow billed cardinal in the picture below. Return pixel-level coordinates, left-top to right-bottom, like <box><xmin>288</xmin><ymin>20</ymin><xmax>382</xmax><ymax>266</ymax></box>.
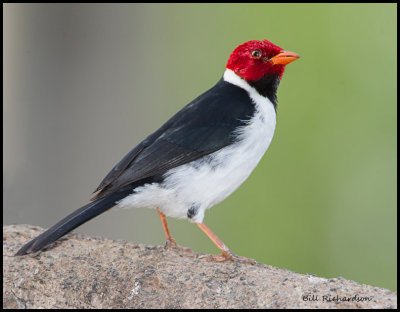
<box><xmin>16</xmin><ymin>39</ymin><xmax>299</xmax><ymax>263</ymax></box>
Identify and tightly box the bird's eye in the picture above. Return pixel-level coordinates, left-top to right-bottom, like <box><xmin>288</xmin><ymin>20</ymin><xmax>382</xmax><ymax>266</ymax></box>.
<box><xmin>251</xmin><ymin>49</ymin><xmax>262</xmax><ymax>59</ymax></box>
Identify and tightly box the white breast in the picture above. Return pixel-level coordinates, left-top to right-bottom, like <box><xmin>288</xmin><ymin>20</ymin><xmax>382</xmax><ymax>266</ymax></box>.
<box><xmin>117</xmin><ymin>69</ymin><xmax>276</xmax><ymax>223</ymax></box>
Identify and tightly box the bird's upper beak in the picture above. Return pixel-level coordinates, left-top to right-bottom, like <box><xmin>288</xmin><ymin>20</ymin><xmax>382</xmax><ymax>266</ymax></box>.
<box><xmin>269</xmin><ymin>50</ymin><xmax>300</xmax><ymax>65</ymax></box>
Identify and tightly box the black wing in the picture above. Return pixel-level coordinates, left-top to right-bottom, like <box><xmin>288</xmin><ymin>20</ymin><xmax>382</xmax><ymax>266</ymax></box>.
<box><xmin>92</xmin><ymin>78</ymin><xmax>255</xmax><ymax>200</ymax></box>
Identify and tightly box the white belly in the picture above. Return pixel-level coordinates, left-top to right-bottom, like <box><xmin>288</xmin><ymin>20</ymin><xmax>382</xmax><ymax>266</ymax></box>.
<box><xmin>117</xmin><ymin>100</ymin><xmax>276</xmax><ymax>223</ymax></box>
<box><xmin>117</xmin><ymin>69</ymin><xmax>276</xmax><ymax>223</ymax></box>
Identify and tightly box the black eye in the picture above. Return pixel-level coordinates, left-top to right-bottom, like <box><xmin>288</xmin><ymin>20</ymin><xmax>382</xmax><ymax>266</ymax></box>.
<box><xmin>251</xmin><ymin>49</ymin><xmax>262</xmax><ymax>59</ymax></box>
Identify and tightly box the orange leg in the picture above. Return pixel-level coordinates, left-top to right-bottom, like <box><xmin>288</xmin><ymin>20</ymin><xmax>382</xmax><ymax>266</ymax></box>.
<box><xmin>156</xmin><ymin>208</ymin><xmax>176</xmax><ymax>245</ymax></box>
<box><xmin>156</xmin><ymin>208</ymin><xmax>192</xmax><ymax>253</ymax></box>
<box><xmin>195</xmin><ymin>222</ymin><xmax>257</xmax><ymax>264</ymax></box>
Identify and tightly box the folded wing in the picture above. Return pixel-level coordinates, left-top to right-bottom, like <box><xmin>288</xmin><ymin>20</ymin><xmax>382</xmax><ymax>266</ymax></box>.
<box><xmin>92</xmin><ymin>79</ymin><xmax>254</xmax><ymax>200</ymax></box>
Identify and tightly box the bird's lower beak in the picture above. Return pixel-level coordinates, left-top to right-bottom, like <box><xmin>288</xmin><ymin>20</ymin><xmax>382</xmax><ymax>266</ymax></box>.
<box><xmin>269</xmin><ymin>50</ymin><xmax>300</xmax><ymax>65</ymax></box>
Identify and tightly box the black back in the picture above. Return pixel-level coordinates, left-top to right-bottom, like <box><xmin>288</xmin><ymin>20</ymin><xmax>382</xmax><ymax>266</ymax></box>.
<box><xmin>93</xmin><ymin>78</ymin><xmax>256</xmax><ymax>199</ymax></box>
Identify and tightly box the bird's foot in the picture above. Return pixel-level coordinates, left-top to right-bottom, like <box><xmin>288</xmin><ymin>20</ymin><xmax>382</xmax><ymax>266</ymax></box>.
<box><xmin>198</xmin><ymin>250</ymin><xmax>257</xmax><ymax>264</ymax></box>
<box><xmin>164</xmin><ymin>239</ymin><xmax>193</xmax><ymax>253</ymax></box>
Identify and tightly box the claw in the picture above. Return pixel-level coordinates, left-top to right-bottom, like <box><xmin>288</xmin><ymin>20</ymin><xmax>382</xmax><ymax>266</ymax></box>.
<box><xmin>164</xmin><ymin>239</ymin><xmax>193</xmax><ymax>253</ymax></box>
<box><xmin>199</xmin><ymin>250</ymin><xmax>257</xmax><ymax>264</ymax></box>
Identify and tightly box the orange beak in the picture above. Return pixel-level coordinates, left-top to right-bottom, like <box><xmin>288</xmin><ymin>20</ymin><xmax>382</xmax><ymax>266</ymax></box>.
<box><xmin>269</xmin><ymin>50</ymin><xmax>300</xmax><ymax>65</ymax></box>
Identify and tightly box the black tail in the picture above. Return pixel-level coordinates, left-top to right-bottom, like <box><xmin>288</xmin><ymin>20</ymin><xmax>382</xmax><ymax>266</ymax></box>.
<box><xmin>15</xmin><ymin>185</ymin><xmax>135</xmax><ymax>256</ymax></box>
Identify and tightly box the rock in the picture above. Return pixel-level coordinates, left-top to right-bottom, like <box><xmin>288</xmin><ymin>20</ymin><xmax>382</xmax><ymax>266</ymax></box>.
<box><xmin>3</xmin><ymin>225</ymin><xmax>397</xmax><ymax>309</ymax></box>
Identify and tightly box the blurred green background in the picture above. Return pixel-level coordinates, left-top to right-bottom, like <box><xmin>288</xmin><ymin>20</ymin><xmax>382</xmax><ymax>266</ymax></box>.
<box><xmin>4</xmin><ymin>4</ymin><xmax>396</xmax><ymax>290</ymax></box>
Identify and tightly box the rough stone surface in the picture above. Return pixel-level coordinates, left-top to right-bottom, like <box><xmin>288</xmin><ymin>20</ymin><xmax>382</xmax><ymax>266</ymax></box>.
<box><xmin>3</xmin><ymin>225</ymin><xmax>397</xmax><ymax>309</ymax></box>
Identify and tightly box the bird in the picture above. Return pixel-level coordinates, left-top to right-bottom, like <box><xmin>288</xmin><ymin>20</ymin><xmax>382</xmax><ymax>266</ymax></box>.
<box><xmin>15</xmin><ymin>39</ymin><xmax>299</xmax><ymax>263</ymax></box>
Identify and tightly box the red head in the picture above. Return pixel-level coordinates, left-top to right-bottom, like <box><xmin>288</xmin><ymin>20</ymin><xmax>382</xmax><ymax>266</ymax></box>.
<box><xmin>226</xmin><ymin>39</ymin><xmax>299</xmax><ymax>81</ymax></box>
